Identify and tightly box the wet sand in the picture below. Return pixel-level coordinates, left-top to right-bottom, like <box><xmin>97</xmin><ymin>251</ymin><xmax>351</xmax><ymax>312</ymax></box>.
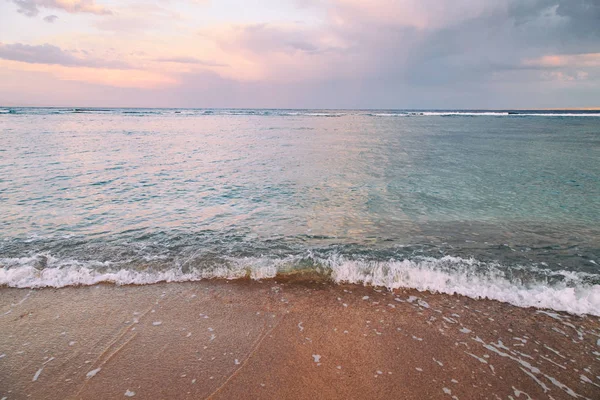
<box><xmin>1</xmin><ymin>280</ymin><xmax>599</xmax><ymax>400</ymax></box>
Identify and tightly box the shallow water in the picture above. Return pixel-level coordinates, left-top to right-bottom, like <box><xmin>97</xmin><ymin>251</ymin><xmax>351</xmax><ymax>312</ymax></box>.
<box><xmin>1</xmin><ymin>108</ymin><xmax>599</xmax><ymax>314</ymax></box>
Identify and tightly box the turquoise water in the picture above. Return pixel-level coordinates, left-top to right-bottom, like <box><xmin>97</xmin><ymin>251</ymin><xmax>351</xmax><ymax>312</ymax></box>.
<box><xmin>1</xmin><ymin>108</ymin><xmax>599</xmax><ymax>314</ymax></box>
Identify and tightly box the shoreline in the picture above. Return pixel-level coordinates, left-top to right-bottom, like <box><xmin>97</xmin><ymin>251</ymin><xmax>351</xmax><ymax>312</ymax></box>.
<box><xmin>1</xmin><ymin>280</ymin><xmax>599</xmax><ymax>399</ymax></box>
<box><xmin>3</xmin><ymin>253</ymin><xmax>599</xmax><ymax>317</ymax></box>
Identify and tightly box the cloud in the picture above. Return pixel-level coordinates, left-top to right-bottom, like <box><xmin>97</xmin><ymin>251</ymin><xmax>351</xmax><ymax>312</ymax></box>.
<box><xmin>11</xmin><ymin>0</ymin><xmax>112</xmax><ymax>17</ymax></box>
<box><xmin>524</xmin><ymin>53</ymin><xmax>600</xmax><ymax>68</ymax></box>
<box><xmin>154</xmin><ymin>57</ymin><xmax>228</xmax><ymax>67</ymax></box>
<box><xmin>205</xmin><ymin>23</ymin><xmax>349</xmax><ymax>56</ymax></box>
<box><xmin>196</xmin><ymin>22</ymin><xmax>355</xmax><ymax>82</ymax></box>
<box><xmin>3</xmin><ymin>0</ymin><xmax>600</xmax><ymax>108</ymax></box>
<box><xmin>93</xmin><ymin>3</ymin><xmax>181</xmax><ymax>33</ymax></box>
<box><xmin>43</xmin><ymin>14</ymin><xmax>58</xmax><ymax>23</ymax></box>
<box><xmin>0</xmin><ymin>43</ymin><xmax>129</xmax><ymax>69</ymax></box>
<box><xmin>318</xmin><ymin>0</ymin><xmax>600</xmax><ymax>85</ymax></box>
<box><xmin>189</xmin><ymin>0</ymin><xmax>600</xmax><ymax>104</ymax></box>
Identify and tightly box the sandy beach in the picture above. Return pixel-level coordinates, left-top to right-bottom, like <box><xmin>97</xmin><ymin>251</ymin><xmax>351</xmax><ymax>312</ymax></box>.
<box><xmin>1</xmin><ymin>280</ymin><xmax>599</xmax><ymax>400</ymax></box>
<box><xmin>4</xmin><ymin>0</ymin><xmax>600</xmax><ymax>398</ymax></box>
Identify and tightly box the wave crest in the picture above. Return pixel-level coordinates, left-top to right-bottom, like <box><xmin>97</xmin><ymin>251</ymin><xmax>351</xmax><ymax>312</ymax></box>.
<box><xmin>1</xmin><ymin>254</ymin><xmax>599</xmax><ymax>316</ymax></box>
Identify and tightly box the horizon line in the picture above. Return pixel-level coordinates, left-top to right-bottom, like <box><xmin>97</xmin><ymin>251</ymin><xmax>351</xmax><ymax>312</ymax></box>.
<box><xmin>2</xmin><ymin>105</ymin><xmax>600</xmax><ymax>111</ymax></box>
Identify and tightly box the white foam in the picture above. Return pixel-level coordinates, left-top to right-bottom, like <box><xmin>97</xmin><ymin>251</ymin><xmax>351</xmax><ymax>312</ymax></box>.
<box><xmin>32</xmin><ymin>367</ymin><xmax>43</xmax><ymax>382</ymax></box>
<box><xmin>516</xmin><ymin>113</ymin><xmax>600</xmax><ymax>117</ymax></box>
<box><xmin>0</xmin><ymin>255</ymin><xmax>279</xmax><ymax>287</ymax></box>
<box><xmin>328</xmin><ymin>256</ymin><xmax>600</xmax><ymax>316</ymax></box>
<box><xmin>1</xmin><ymin>254</ymin><xmax>599</xmax><ymax>316</ymax></box>
<box><xmin>86</xmin><ymin>368</ymin><xmax>101</xmax><ymax>378</ymax></box>
<box><xmin>407</xmin><ymin>112</ymin><xmax>600</xmax><ymax>117</ymax></box>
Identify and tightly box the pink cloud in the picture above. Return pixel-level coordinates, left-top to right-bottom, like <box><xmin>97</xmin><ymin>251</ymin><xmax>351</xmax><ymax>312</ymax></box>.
<box><xmin>11</xmin><ymin>0</ymin><xmax>112</xmax><ymax>17</ymax></box>
<box><xmin>0</xmin><ymin>42</ymin><xmax>129</xmax><ymax>69</ymax></box>
<box><xmin>524</xmin><ymin>53</ymin><xmax>600</xmax><ymax>68</ymax></box>
<box><xmin>0</xmin><ymin>59</ymin><xmax>176</xmax><ymax>89</ymax></box>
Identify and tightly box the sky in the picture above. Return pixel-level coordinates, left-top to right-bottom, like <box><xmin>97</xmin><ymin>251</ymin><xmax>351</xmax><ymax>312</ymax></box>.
<box><xmin>0</xmin><ymin>0</ymin><xmax>599</xmax><ymax>109</ymax></box>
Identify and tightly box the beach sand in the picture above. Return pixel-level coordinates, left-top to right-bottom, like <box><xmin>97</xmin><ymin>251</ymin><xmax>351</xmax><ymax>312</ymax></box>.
<box><xmin>1</xmin><ymin>280</ymin><xmax>599</xmax><ymax>399</ymax></box>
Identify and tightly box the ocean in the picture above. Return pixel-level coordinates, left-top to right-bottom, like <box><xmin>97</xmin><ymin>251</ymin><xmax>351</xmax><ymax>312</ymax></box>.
<box><xmin>1</xmin><ymin>108</ymin><xmax>599</xmax><ymax>315</ymax></box>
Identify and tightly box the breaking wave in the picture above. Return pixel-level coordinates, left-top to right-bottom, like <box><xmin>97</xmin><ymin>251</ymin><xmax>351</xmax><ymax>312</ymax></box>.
<box><xmin>1</xmin><ymin>254</ymin><xmax>599</xmax><ymax>316</ymax></box>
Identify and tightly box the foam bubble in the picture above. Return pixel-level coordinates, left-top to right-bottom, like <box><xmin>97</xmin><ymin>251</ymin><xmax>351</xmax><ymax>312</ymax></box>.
<box><xmin>86</xmin><ymin>368</ymin><xmax>101</xmax><ymax>378</ymax></box>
